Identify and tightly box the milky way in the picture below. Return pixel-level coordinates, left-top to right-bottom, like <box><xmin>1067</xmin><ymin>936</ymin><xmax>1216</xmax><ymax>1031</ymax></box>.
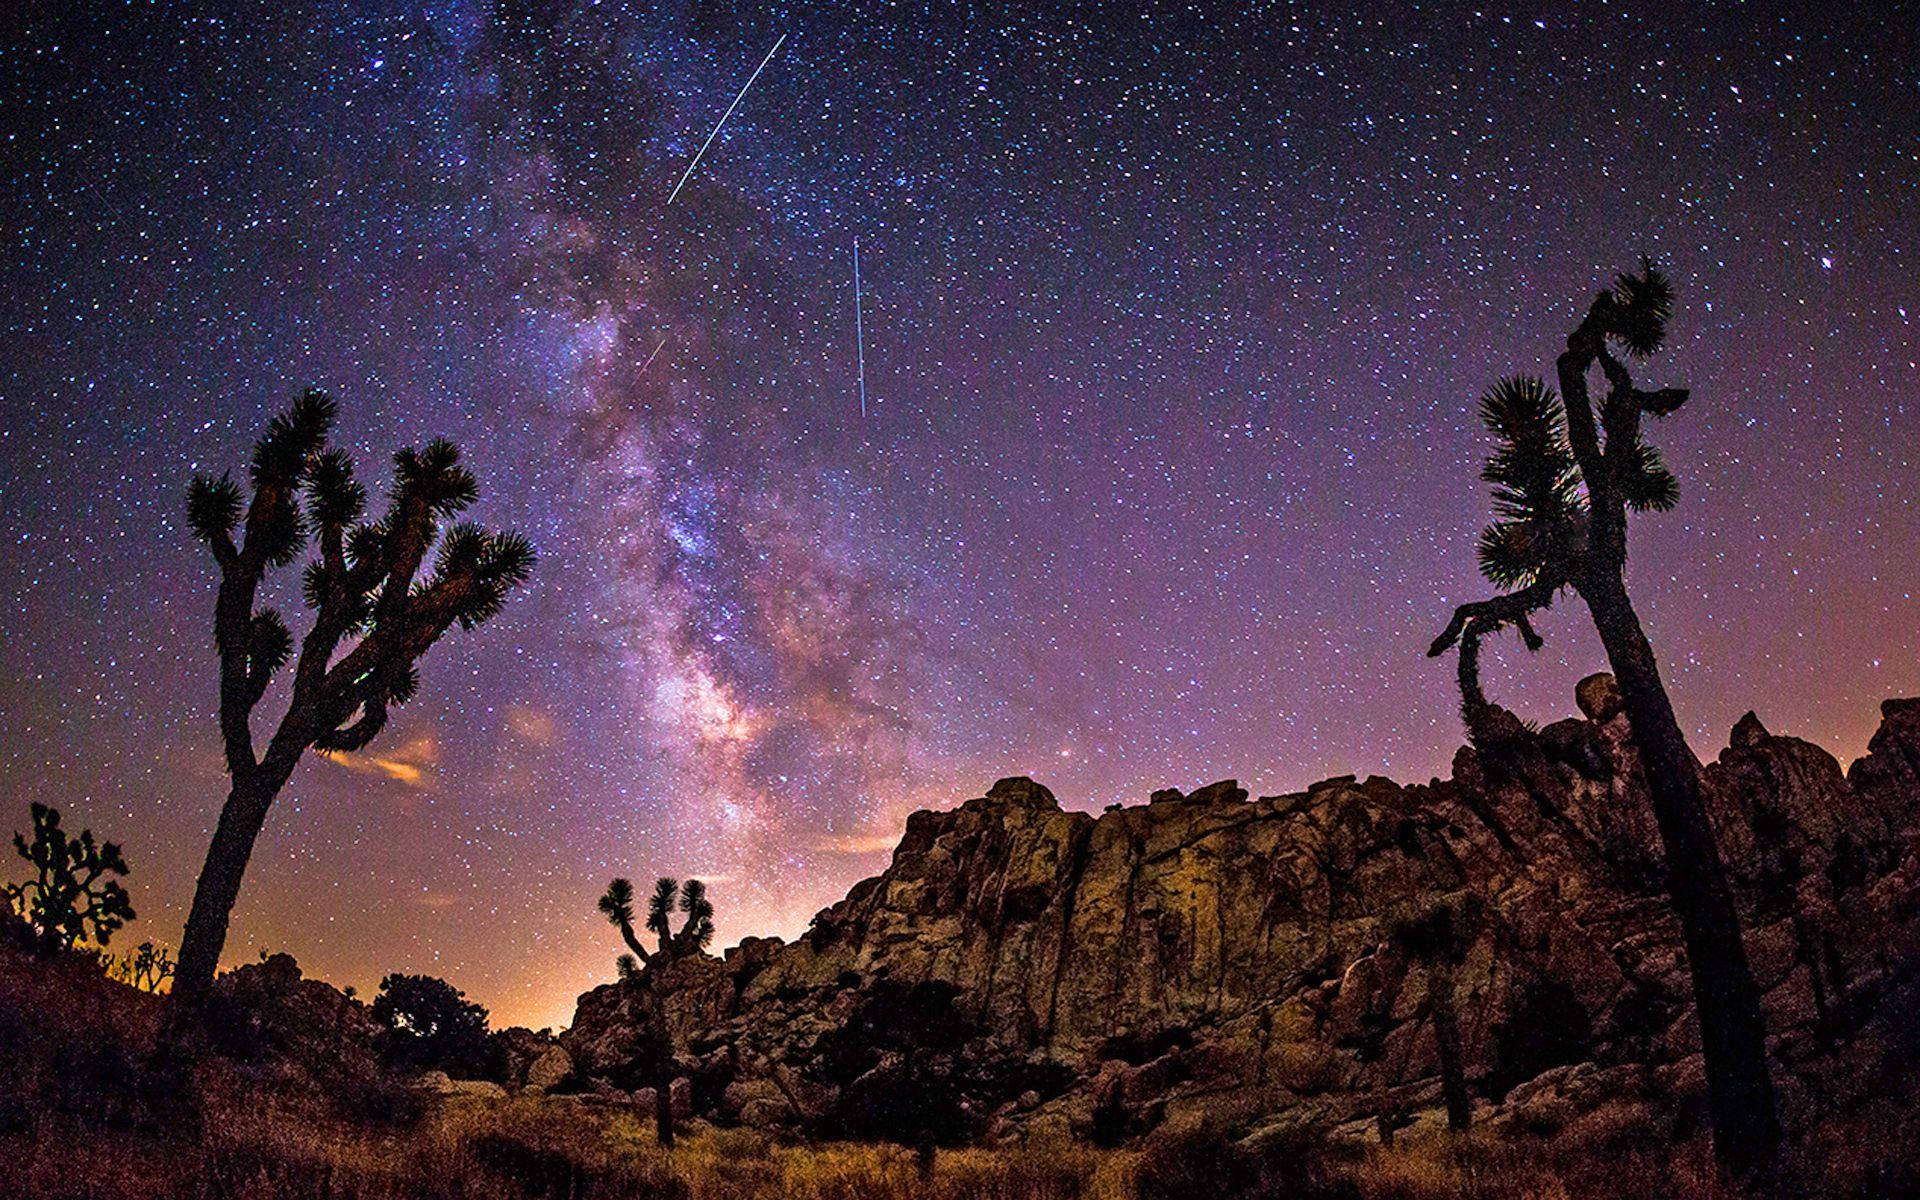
<box><xmin>3</xmin><ymin>3</ymin><xmax>1916</xmax><ymax>1027</ymax></box>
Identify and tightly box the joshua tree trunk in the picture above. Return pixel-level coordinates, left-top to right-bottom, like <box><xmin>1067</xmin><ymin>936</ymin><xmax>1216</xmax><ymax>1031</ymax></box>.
<box><xmin>1428</xmin><ymin>964</ymin><xmax>1471</xmax><ymax>1131</ymax></box>
<box><xmin>1578</xmin><ymin>575</ymin><xmax>1780</xmax><ymax>1172</ymax></box>
<box><xmin>916</xmin><ymin>1134</ymin><xmax>937</xmax><ymax>1182</ymax></box>
<box><xmin>1435</xmin><ymin>267</ymin><xmax>1781</xmax><ymax>1176</ymax></box>
<box><xmin>654</xmin><ymin>1068</ymin><xmax>675</xmax><ymax>1147</ymax></box>
<box><xmin>173</xmin><ymin>781</ymin><xmax>276</xmax><ymax>1004</ymax></box>
<box><xmin>650</xmin><ymin>979</ymin><xmax>676</xmax><ymax>1148</ymax></box>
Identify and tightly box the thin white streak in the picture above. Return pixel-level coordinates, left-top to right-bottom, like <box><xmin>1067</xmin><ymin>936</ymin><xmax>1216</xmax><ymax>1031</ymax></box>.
<box><xmin>853</xmin><ymin>237</ymin><xmax>866</xmax><ymax>418</ymax></box>
<box><xmin>640</xmin><ymin>331</ymin><xmax>673</xmax><ymax>374</ymax></box>
<box><xmin>665</xmin><ymin>33</ymin><xmax>788</xmax><ymax>207</ymax></box>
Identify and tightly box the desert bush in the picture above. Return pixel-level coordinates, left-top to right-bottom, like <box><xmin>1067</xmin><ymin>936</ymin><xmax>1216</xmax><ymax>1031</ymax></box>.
<box><xmin>373</xmin><ymin>972</ymin><xmax>493</xmax><ymax>1077</ymax></box>
<box><xmin>1488</xmin><ymin>979</ymin><xmax>1593</xmax><ymax>1101</ymax></box>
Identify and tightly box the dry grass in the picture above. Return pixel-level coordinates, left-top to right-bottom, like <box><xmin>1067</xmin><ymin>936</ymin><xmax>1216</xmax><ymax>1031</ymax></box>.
<box><xmin>12</xmin><ymin>1082</ymin><xmax>1919</xmax><ymax>1199</ymax></box>
<box><xmin>10</xmin><ymin>1093</ymin><xmax>1139</xmax><ymax>1200</ymax></box>
<box><xmin>1346</xmin><ymin>1132</ymin><xmax>1730</xmax><ymax>1200</ymax></box>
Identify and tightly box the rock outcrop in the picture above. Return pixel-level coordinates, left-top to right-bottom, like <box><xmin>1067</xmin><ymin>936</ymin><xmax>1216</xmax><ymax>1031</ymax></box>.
<box><xmin>563</xmin><ymin>684</ymin><xmax>1920</xmax><ymax>1144</ymax></box>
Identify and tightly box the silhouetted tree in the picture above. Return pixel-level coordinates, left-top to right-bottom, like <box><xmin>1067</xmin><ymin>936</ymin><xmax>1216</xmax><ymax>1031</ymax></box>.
<box><xmin>372</xmin><ymin>972</ymin><xmax>492</xmax><ymax>1077</ymax></box>
<box><xmin>598</xmin><ymin>875</ymin><xmax>715</xmax><ymax>1146</ymax></box>
<box><xmin>810</xmin><ymin>978</ymin><xmax>976</xmax><ymax>1179</ymax></box>
<box><xmin>3</xmin><ymin>803</ymin><xmax>135</xmax><ymax>955</ymax></box>
<box><xmin>107</xmin><ymin>940</ymin><xmax>176</xmax><ymax>993</ymax></box>
<box><xmin>1389</xmin><ymin>899</ymin><xmax>1483</xmax><ymax>1131</ymax></box>
<box><xmin>174</xmin><ymin>390</ymin><xmax>534</xmax><ymax>1004</ymax></box>
<box><xmin>1429</xmin><ymin>260</ymin><xmax>1779</xmax><ymax>1173</ymax></box>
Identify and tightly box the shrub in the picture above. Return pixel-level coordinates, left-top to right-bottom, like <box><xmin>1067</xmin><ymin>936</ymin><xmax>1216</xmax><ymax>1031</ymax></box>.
<box><xmin>372</xmin><ymin>972</ymin><xmax>492</xmax><ymax>1078</ymax></box>
<box><xmin>1136</xmin><ymin>1125</ymin><xmax>1359</xmax><ymax>1200</ymax></box>
<box><xmin>1488</xmin><ymin>977</ymin><xmax>1593</xmax><ymax>1100</ymax></box>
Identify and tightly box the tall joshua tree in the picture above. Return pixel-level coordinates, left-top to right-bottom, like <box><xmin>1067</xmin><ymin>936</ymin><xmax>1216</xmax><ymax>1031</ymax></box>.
<box><xmin>1429</xmin><ymin>260</ymin><xmax>1778</xmax><ymax>1173</ymax></box>
<box><xmin>175</xmin><ymin>390</ymin><xmax>533</xmax><ymax>1004</ymax></box>
<box><xmin>598</xmin><ymin>876</ymin><xmax>715</xmax><ymax>1146</ymax></box>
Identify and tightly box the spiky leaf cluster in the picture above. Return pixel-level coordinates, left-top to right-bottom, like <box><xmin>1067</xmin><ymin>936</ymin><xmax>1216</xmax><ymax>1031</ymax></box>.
<box><xmin>3</xmin><ymin>803</ymin><xmax>135</xmax><ymax>954</ymax></box>
<box><xmin>1619</xmin><ymin>439</ymin><xmax>1680</xmax><ymax>512</ymax></box>
<box><xmin>1608</xmin><ymin>257</ymin><xmax>1675</xmax><ymax>359</ymax></box>
<box><xmin>675</xmin><ymin>878</ymin><xmax>715</xmax><ymax>953</ymax></box>
<box><xmin>183</xmin><ymin>389</ymin><xmax>535</xmax><ymax>780</ymax></box>
<box><xmin>1475</xmin><ymin>376</ymin><xmax>1581</xmax><ymax>589</ymax></box>
<box><xmin>598</xmin><ymin>876</ymin><xmax>636</xmax><ymax>930</ymax></box>
<box><xmin>599</xmin><ymin>874</ymin><xmax>718</xmax><ymax>975</ymax></box>
<box><xmin>1388</xmin><ymin>896</ymin><xmax>1486</xmax><ymax>967</ymax></box>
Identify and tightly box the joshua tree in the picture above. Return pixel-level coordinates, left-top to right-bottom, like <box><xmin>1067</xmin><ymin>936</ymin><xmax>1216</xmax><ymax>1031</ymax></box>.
<box><xmin>1388</xmin><ymin>899</ymin><xmax>1483</xmax><ymax>1131</ymax></box>
<box><xmin>174</xmin><ymin>390</ymin><xmax>533</xmax><ymax>1004</ymax></box>
<box><xmin>598</xmin><ymin>876</ymin><xmax>715</xmax><ymax>1146</ymax></box>
<box><xmin>1429</xmin><ymin>260</ymin><xmax>1778</xmax><ymax>1173</ymax></box>
<box><xmin>108</xmin><ymin>940</ymin><xmax>177</xmax><ymax>993</ymax></box>
<box><xmin>4</xmin><ymin>803</ymin><xmax>135</xmax><ymax>955</ymax></box>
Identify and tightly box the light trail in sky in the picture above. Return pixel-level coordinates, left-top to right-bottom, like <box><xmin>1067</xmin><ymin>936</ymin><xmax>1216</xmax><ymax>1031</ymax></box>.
<box><xmin>665</xmin><ymin>33</ymin><xmax>788</xmax><ymax>207</ymax></box>
<box><xmin>853</xmin><ymin>237</ymin><xmax>866</xmax><ymax>418</ymax></box>
<box><xmin>640</xmin><ymin>331</ymin><xmax>673</xmax><ymax>374</ymax></box>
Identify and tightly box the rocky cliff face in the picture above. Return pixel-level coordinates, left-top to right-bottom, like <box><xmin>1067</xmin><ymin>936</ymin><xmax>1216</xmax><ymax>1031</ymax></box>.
<box><xmin>562</xmin><ymin>683</ymin><xmax>1920</xmax><ymax>1145</ymax></box>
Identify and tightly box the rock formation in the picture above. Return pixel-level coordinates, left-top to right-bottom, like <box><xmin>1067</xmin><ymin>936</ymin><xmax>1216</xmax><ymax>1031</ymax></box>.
<box><xmin>562</xmin><ymin>684</ymin><xmax>1920</xmax><ymax>1145</ymax></box>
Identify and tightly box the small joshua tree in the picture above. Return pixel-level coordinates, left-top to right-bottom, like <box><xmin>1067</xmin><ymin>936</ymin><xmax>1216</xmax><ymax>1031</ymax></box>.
<box><xmin>174</xmin><ymin>390</ymin><xmax>533</xmax><ymax>1004</ymax></box>
<box><xmin>598</xmin><ymin>876</ymin><xmax>714</xmax><ymax>1146</ymax></box>
<box><xmin>108</xmin><ymin>940</ymin><xmax>177</xmax><ymax>993</ymax></box>
<box><xmin>4</xmin><ymin>803</ymin><xmax>135</xmax><ymax>955</ymax></box>
<box><xmin>1429</xmin><ymin>260</ymin><xmax>1778</xmax><ymax>1173</ymax></box>
<box><xmin>1388</xmin><ymin>899</ymin><xmax>1484</xmax><ymax>1131</ymax></box>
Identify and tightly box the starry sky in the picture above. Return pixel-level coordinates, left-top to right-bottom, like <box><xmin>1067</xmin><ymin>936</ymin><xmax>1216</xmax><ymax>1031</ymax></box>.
<box><xmin>2</xmin><ymin>2</ymin><xmax>1916</xmax><ymax>1029</ymax></box>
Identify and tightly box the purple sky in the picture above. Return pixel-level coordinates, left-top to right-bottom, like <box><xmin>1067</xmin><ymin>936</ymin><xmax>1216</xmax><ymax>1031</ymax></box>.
<box><xmin>3</xmin><ymin>2</ymin><xmax>1916</xmax><ymax>1027</ymax></box>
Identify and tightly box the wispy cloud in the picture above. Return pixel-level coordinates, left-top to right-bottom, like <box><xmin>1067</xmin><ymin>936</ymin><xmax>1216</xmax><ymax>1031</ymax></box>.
<box><xmin>320</xmin><ymin>734</ymin><xmax>439</xmax><ymax>790</ymax></box>
<box><xmin>813</xmin><ymin>829</ymin><xmax>905</xmax><ymax>857</ymax></box>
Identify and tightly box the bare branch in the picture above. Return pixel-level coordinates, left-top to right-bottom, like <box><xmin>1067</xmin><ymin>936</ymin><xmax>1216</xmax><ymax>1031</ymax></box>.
<box><xmin>1428</xmin><ymin>576</ymin><xmax>1562</xmax><ymax>658</ymax></box>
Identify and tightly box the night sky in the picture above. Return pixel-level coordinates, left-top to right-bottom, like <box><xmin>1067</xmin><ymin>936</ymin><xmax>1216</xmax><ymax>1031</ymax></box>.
<box><xmin>3</xmin><ymin>3</ymin><xmax>1916</xmax><ymax>1029</ymax></box>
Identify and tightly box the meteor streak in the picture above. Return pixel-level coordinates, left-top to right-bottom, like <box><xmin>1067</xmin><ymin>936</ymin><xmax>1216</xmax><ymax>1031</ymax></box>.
<box><xmin>853</xmin><ymin>237</ymin><xmax>867</xmax><ymax>418</ymax></box>
<box><xmin>665</xmin><ymin>33</ymin><xmax>788</xmax><ymax>206</ymax></box>
<box><xmin>640</xmin><ymin>331</ymin><xmax>673</xmax><ymax>374</ymax></box>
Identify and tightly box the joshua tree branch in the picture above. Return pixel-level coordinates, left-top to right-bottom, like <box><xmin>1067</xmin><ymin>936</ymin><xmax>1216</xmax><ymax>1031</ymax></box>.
<box><xmin>1428</xmin><ymin>576</ymin><xmax>1561</xmax><ymax>658</ymax></box>
<box><xmin>618</xmin><ymin>919</ymin><xmax>653</xmax><ymax>965</ymax></box>
<box><xmin>1557</xmin><ymin>294</ymin><xmax>1618</xmax><ymax>539</ymax></box>
<box><xmin>212</xmin><ymin>569</ymin><xmax>263</xmax><ymax>779</ymax></box>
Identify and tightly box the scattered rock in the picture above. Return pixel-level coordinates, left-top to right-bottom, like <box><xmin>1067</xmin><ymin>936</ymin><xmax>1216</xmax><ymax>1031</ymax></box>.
<box><xmin>524</xmin><ymin>1045</ymin><xmax>573</xmax><ymax>1094</ymax></box>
